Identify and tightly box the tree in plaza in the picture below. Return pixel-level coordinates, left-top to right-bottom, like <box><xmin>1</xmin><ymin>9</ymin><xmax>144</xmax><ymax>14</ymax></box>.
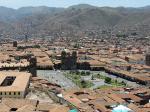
<box><xmin>86</xmin><ymin>71</ymin><xmax>90</xmax><ymax>76</ymax></box>
<box><xmin>91</xmin><ymin>75</ymin><xmax>94</xmax><ymax>80</ymax></box>
<box><xmin>81</xmin><ymin>80</ymin><xmax>87</xmax><ymax>88</ymax></box>
<box><xmin>121</xmin><ymin>81</ymin><xmax>126</xmax><ymax>86</ymax></box>
<box><xmin>81</xmin><ymin>71</ymin><xmax>86</xmax><ymax>76</ymax></box>
<box><xmin>105</xmin><ymin>77</ymin><xmax>112</xmax><ymax>84</ymax></box>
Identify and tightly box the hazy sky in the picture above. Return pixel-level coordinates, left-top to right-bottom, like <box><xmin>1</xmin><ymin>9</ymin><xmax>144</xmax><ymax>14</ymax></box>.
<box><xmin>0</xmin><ymin>0</ymin><xmax>150</xmax><ymax>9</ymax></box>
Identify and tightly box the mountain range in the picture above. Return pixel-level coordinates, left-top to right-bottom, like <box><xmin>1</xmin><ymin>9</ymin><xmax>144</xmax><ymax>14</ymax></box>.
<box><xmin>0</xmin><ymin>4</ymin><xmax>150</xmax><ymax>38</ymax></box>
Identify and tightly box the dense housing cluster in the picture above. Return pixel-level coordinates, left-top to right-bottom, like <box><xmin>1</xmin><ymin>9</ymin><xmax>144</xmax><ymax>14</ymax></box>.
<box><xmin>0</xmin><ymin>34</ymin><xmax>149</xmax><ymax>112</ymax></box>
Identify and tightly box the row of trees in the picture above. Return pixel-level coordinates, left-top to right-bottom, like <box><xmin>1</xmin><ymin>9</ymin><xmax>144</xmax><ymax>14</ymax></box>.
<box><xmin>69</xmin><ymin>71</ymin><xmax>91</xmax><ymax>76</ymax></box>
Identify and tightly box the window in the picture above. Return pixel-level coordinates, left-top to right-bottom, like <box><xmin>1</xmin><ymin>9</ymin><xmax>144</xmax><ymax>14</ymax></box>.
<box><xmin>9</xmin><ymin>92</ymin><xmax>11</xmax><ymax>95</ymax></box>
<box><xmin>0</xmin><ymin>92</ymin><xmax>2</xmax><ymax>95</ymax></box>
<box><xmin>18</xmin><ymin>92</ymin><xmax>20</xmax><ymax>95</ymax></box>
<box><xmin>14</xmin><ymin>92</ymin><xmax>16</xmax><ymax>95</ymax></box>
<box><xmin>5</xmin><ymin>92</ymin><xmax>6</xmax><ymax>95</ymax></box>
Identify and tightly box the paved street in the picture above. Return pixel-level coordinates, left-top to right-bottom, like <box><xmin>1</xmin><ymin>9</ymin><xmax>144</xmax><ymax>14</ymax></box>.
<box><xmin>26</xmin><ymin>90</ymin><xmax>53</xmax><ymax>103</ymax></box>
<box><xmin>37</xmin><ymin>70</ymin><xmax>78</xmax><ymax>89</ymax></box>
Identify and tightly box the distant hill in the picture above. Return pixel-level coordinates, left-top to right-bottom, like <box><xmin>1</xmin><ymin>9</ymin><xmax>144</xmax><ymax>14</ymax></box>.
<box><xmin>0</xmin><ymin>4</ymin><xmax>150</xmax><ymax>38</ymax></box>
<box><xmin>68</xmin><ymin>4</ymin><xmax>98</xmax><ymax>9</ymax></box>
<box><xmin>0</xmin><ymin>6</ymin><xmax>64</xmax><ymax>22</ymax></box>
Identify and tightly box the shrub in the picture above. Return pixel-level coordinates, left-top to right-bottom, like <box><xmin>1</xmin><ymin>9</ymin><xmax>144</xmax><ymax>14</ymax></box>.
<box><xmin>86</xmin><ymin>71</ymin><xmax>91</xmax><ymax>75</ymax></box>
<box><xmin>81</xmin><ymin>71</ymin><xmax>86</xmax><ymax>76</ymax></box>
<box><xmin>105</xmin><ymin>77</ymin><xmax>112</xmax><ymax>84</ymax></box>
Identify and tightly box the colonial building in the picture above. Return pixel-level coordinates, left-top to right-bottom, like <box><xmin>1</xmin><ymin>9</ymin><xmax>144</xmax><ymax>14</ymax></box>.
<box><xmin>0</xmin><ymin>71</ymin><xmax>31</xmax><ymax>98</ymax></box>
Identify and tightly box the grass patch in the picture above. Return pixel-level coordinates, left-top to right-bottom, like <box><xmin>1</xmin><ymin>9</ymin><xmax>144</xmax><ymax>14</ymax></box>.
<box><xmin>64</xmin><ymin>71</ymin><xmax>94</xmax><ymax>88</ymax></box>
<box><xmin>96</xmin><ymin>84</ymin><xmax>126</xmax><ymax>90</ymax></box>
<box><xmin>95</xmin><ymin>73</ymin><xmax>127</xmax><ymax>87</ymax></box>
<box><xmin>96</xmin><ymin>85</ymin><xmax>113</xmax><ymax>90</ymax></box>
